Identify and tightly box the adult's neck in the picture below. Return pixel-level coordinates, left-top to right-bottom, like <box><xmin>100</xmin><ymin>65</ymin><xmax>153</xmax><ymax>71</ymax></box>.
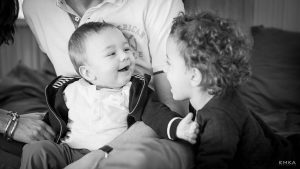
<box><xmin>65</xmin><ymin>0</ymin><xmax>104</xmax><ymax>17</ymax></box>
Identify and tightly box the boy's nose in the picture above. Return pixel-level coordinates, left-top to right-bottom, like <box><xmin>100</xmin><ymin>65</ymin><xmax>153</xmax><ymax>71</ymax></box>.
<box><xmin>163</xmin><ymin>65</ymin><xmax>168</xmax><ymax>73</ymax></box>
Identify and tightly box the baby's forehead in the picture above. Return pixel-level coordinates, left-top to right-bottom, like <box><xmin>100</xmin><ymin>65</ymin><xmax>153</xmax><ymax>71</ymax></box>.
<box><xmin>87</xmin><ymin>27</ymin><xmax>124</xmax><ymax>40</ymax></box>
<box><xmin>84</xmin><ymin>28</ymin><xmax>127</xmax><ymax>50</ymax></box>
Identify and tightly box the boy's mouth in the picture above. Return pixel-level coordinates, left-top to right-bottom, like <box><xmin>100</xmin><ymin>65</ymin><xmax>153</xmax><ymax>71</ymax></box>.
<box><xmin>118</xmin><ymin>65</ymin><xmax>130</xmax><ymax>72</ymax></box>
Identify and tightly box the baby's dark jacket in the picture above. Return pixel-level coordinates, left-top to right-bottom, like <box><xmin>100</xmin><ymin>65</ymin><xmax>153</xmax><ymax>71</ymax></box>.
<box><xmin>43</xmin><ymin>74</ymin><xmax>182</xmax><ymax>144</ymax></box>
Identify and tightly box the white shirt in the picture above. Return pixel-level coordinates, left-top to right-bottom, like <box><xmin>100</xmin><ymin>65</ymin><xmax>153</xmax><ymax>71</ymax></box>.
<box><xmin>62</xmin><ymin>79</ymin><xmax>131</xmax><ymax>150</ymax></box>
<box><xmin>23</xmin><ymin>0</ymin><xmax>184</xmax><ymax>76</ymax></box>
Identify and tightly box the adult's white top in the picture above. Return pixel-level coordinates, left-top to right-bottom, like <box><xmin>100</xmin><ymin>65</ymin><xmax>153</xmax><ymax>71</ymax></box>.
<box><xmin>23</xmin><ymin>0</ymin><xmax>184</xmax><ymax>76</ymax></box>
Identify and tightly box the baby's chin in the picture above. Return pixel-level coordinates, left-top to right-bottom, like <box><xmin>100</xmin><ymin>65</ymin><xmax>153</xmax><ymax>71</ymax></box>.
<box><xmin>116</xmin><ymin>75</ymin><xmax>132</xmax><ymax>88</ymax></box>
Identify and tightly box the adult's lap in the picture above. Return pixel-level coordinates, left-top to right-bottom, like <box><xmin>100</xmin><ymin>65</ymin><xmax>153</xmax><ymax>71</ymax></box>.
<box><xmin>100</xmin><ymin>138</ymin><xmax>194</xmax><ymax>169</ymax></box>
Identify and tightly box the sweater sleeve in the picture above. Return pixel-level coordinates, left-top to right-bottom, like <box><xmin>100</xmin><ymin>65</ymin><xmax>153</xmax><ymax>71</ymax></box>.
<box><xmin>141</xmin><ymin>89</ymin><xmax>182</xmax><ymax>140</ymax></box>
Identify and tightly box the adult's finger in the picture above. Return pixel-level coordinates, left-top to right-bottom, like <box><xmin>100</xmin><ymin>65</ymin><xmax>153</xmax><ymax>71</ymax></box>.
<box><xmin>34</xmin><ymin>123</ymin><xmax>55</xmax><ymax>141</ymax></box>
<box><xmin>21</xmin><ymin>112</ymin><xmax>46</xmax><ymax>120</ymax></box>
<box><xmin>42</xmin><ymin>123</ymin><xmax>56</xmax><ymax>137</ymax></box>
<box><xmin>40</xmin><ymin>129</ymin><xmax>55</xmax><ymax>141</ymax></box>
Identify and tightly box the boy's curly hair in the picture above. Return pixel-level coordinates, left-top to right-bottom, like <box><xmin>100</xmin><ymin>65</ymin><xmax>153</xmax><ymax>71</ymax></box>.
<box><xmin>0</xmin><ymin>0</ymin><xmax>19</xmax><ymax>45</ymax></box>
<box><xmin>170</xmin><ymin>12</ymin><xmax>252</xmax><ymax>95</ymax></box>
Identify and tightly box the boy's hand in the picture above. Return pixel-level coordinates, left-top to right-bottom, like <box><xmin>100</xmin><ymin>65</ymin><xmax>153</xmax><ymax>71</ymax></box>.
<box><xmin>176</xmin><ymin>113</ymin><xmax>199</xmax><ymax>144</ymax></box>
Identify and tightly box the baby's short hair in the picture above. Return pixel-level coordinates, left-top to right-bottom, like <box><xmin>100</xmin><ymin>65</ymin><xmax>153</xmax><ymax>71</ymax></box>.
<box><xmin>68</xmin><ymin>22</ymin><xmax>116</xmax><ymax>75</ymax></box>
<box><xmin>170</xmin><ymin>12</ymin><xmax>252</xmax><ymax>95</ymax></box>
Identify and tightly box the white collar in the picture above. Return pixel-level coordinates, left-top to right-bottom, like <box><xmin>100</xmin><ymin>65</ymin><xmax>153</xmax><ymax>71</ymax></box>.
<box><xmin>56</xmin><ymin>0</ymin><xmax>127</xmax><ymax>12</ymax></box>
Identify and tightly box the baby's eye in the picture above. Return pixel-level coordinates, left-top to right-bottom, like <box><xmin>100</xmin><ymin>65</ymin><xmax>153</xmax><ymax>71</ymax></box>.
<box><xmin>124</xmin><ymin>48</ymin><xmax>131</xmax><ymax>52</ymax></box>
<box><xmin>107</xmin><ymin>52</ymin><xmax>116</xmax><ymax>56</ymax></box>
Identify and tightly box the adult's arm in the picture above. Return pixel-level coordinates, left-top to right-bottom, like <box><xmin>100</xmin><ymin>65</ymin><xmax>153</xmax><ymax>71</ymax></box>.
<box><xmin>145</xmin><ymin>0</ymin><xmax>188</xmax><ymax>115</ymax></box>
<box><xmin>0</xmin><ymin>109</ymin><xmax>55</xmax><ymax>143</ymax></box>
<box><xmin>0</xmin><ymin>109</ymin><xmax>11</xmax><ymax>134</ymax></box>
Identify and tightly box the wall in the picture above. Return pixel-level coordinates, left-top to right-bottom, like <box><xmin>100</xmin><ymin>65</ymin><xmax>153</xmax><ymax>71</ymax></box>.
<box><xmin>0</xmin><ymin>20</ymin><xmax>45</xmax><ymax>78</ymax></box>
<box><xmin>184</xmin><ymin>0</ymin><xmax>300</xmax><ymax>32</ymax></box>
<box><xmin>1</xmin><ymin>0</ymin><xmax>300</xmax><ymax>78</ymax></box>
<box><xmin>253</xmin><ymin>0</ymin><xmax>300</xmax><ymax>31</ymax></box>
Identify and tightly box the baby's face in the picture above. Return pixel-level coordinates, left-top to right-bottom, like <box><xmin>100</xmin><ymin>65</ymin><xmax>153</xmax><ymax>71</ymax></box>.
<box><xmin>84</xmin><ymin>28</ymin><xmax>135</xmax><ymax>88</ymax></box>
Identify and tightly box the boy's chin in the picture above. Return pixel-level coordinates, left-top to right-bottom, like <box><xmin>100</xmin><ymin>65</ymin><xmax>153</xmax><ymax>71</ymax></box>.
<box><xmin>171</xmin><ymin>92</ymin><xmax>180</xmax><ymax>101</ymax></box>
<box><xmin>172</xmin><ymin>95</ymin><xmax>181</xmax><ymax>101</ymax></box>
<box><xmin>171</xmin><ymin>91</ymin><xmax>186</xmax><ymax>101</ymax></box>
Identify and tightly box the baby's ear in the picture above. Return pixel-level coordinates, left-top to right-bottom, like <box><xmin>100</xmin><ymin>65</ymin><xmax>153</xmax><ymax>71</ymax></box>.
<box><xmin>79</xmin><ymin>66</ymin><xmax>96</xmax><ymax>82</ymax></box>
<box><xmin>190</xmin><ymin>68</ymin><xmax>202</xmax><ymax>87</ymax></box>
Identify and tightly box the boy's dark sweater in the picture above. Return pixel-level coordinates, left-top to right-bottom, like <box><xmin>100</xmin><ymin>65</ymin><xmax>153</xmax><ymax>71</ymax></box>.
<box><xmin>194</xmin><ymin>89</ymin><xmax>295</xmax><ymax>169</ymax></box>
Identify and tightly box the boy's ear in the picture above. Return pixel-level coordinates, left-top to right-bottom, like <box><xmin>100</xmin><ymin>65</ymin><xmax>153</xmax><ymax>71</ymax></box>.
<box><xmin>190</xmin><ymin>68</ymin><xmax>202</xmax><ymax>87</ymax></box>
<box><xmin>79</xmin><ymin>66</ymin><xmax>96</xmax><ymax>82</ymax></box>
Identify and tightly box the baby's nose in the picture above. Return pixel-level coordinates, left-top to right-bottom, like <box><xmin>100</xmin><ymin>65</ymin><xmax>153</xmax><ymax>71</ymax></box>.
<box><xmin>120</xmin><ymin>52</ymin><xmax>129</xmax><ymax>61</ymax></box>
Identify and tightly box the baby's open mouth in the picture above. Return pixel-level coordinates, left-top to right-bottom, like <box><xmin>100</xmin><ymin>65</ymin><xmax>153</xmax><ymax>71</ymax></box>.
<box><xmin>118</xmin><ymin>65</ymin><xmax>130</xmax><ymax>72</ymax></box>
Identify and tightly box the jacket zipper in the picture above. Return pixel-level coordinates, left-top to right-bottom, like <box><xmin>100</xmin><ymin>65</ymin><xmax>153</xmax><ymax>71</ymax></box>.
<box><xmin>129</xmin><ymin>74</ymin><xmax>146</xmax><ymax>114</ymax></box>
<box><xmin>44</xmin><ymin>85</ymin><xmax>63</xmax><ymax>143</ymax></box>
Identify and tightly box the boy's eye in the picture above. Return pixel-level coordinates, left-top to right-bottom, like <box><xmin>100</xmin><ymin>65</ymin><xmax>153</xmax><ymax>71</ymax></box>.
<box><xmin>166</xmin><ymin>60</ymin><xmax>171</xmax><ymax>66</ymax></box>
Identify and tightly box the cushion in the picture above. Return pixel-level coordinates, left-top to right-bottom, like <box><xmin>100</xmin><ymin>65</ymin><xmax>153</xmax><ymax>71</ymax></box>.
<box><xmin>99</xmin><ymin>138</ymin><xmax>194</xmax><ymax>169</ymax></box>
<box><xmin>0</xmin><ymin>59</ymin><xmax>56</xmax><ymax>156</ymax></box>
<box><xmin>0</xmin><ymin>63</ymin><xmax>55</xmax><ymax>114</ymax></box>
<box><xmin>239</xmin><ymin>26</ymin><xmax>300</xmax><ymax>136</ymax></box>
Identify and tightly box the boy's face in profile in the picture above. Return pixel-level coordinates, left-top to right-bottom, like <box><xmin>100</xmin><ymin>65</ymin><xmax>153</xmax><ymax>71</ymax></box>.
<box><xmin>165</xmin><ymin>36</ymin><xmax>192</xmax><ymax>101</ymax></box>
<box><xmin>83</xmin><ymin>27</ymin><xmax>135</xmax><ymax>88</ymax></box>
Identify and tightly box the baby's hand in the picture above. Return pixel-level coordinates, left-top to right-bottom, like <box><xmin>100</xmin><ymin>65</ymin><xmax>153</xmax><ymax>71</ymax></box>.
<box><xmin>176</xmin><ymin>113</ymin><xmax>199</xmax><ymax>144</ymax></box>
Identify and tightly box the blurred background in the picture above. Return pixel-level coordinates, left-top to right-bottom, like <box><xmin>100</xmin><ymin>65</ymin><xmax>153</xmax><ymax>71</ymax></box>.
<box><xmin>1</xmin><ymin>0</ymin><xmax>300</xmax><ymax>78</ymax></box>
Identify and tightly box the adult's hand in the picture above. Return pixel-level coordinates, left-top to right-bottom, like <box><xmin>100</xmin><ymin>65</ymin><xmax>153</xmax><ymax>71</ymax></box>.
<box><xmin>12</xmin><ymin>112</ymin><xmax>55</xmax><ymax>143</ymax></box>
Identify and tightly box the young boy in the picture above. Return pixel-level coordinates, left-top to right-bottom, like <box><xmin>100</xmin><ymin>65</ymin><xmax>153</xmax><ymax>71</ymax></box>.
<box><xmin>164</xmin><ymin>12</ymin><xmax>297</xmax><ymax>169</ymax></box>
<box><xmin>20</xmin><ymin>22</ymin><xmax>198</xmax><ymax>169</ymax></box>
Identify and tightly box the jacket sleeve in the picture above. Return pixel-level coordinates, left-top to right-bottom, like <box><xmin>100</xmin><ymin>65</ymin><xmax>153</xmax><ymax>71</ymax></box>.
<box><xmin>141</xmin><ymin>89</ymin><xmax>182</xmax><ymax>140</ymax></box>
